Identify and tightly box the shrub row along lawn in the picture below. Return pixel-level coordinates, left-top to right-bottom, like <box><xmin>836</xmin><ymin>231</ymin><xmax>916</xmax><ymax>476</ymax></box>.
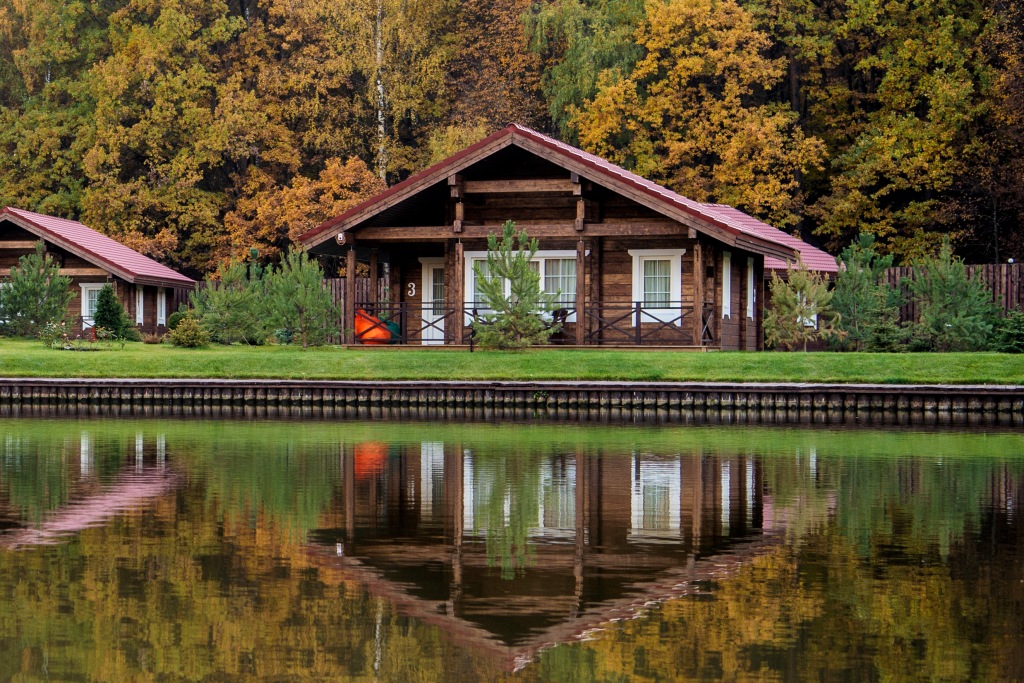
<box><xmin>0</xmin><ymin>339</ymin><xmax>1021</xmax><ymax>384</ymax></box>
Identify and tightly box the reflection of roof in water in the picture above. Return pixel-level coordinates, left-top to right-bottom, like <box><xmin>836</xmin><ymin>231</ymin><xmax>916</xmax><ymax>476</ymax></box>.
<box><xmin>0</xmin><ymin>467</ymin><xmax>179</xmax><ymax>549</ymax></box>
<box><xmin>307</xmin><ymin>533</ymin><xmax>780</xmax><ymax>672</ymax></box>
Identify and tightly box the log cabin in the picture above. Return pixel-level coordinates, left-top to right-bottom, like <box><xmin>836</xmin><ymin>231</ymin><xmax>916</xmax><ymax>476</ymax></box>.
<box><xmin>300</xmin><ymin>124</ymin><xmax>798</xmax><ymax>349</ymax></box>
<box><xmin>0</xmin><ymin>207</ymin><xmax>194</xmax><ymax>336</ymax></box>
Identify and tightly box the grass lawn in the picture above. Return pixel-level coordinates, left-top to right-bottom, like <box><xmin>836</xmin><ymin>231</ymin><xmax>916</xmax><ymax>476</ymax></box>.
<box><xmin>0</xmin><ymin>338</ymin><xmax>1020</xmax><ymax>384</ymax></box>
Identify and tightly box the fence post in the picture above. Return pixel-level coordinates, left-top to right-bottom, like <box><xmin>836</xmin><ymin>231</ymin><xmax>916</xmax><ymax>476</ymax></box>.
<box><xmin>634</xmin><ymin>302</ymin><xmax>642</xmax><ymax>346</ymax></box>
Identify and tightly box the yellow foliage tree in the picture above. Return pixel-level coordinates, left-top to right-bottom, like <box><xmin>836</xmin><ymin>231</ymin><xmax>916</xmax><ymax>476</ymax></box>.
<box><xmin>223</xmin><ymin>157</ymin><xmax>384</xmax><ymax>262</ymax></box>
<box><xmin>572</xmin><ymin>0</ymin><xmax>825</xmax><ymax>230</ymax></box>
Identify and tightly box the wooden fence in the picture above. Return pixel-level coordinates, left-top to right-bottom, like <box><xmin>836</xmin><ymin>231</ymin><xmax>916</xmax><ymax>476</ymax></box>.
<box><xmin>884</xmin><ymin>263</ymin><xmax>1024</xmax><ymax>324</ymax></box>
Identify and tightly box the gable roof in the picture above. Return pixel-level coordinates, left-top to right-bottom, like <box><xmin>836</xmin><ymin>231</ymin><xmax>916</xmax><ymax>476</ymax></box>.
<box><xmin>299</xmin><ymin>124</ymin><xmax>797</xmax><ymax>262</ymax></box>
<box><xmin>698</xmin><ymin>204</ymin><xmax>838</xmax><ymax>275</ymax></box>
<box><xmin>0</xmin><ymin>207</ymin><xmax>194</xmax><ymax>288</ymax></box>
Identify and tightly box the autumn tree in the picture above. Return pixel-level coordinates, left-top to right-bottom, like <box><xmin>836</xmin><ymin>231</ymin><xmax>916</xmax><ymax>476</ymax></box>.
<box><xmin>222</xmin><ymin>157</ymin><xmax>384</xmax><ymax>262</ymax></box>
<box><xmin>446</xmin><ymin>0</ymin><xmax>547</xmax><ymax>134</ymax></box>
<box><xmin>572</xmin><ymin>0</ymin><xmax>825</xmax><ymax>230</ymax></box>
<box><xmin>801</xmin><ymin>0</ymin><xmax>993</xmax><ymax>258</ymax></box>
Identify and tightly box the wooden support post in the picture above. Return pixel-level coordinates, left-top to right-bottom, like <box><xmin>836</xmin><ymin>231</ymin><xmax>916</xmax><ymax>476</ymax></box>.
<box><xmin>756</xmin><ymin>257</ymin><xmax>765</xmax><ymax>350</ymax></box>
<box><xmin>368</xmin><ymin>251</ymin><xmax>379</xmax><ymax>307</ymax></box>
<box><xmin>345</xmin><ymin>242</ymin><xmax>357</xmax><ymax>344</ymax></box>
<box><xmin>575</xmin><ymin>198</ymin><xmax>585</xmax><ymax>232</ymax></box>
<box><xmin>454</xmin><ymin>202</ymin><xmax>464</xmax><ymax>233</ymax></box>
<box><xmin>738</xmin><ymin>255</ymin><xmax>748</xmax><ymax>351</ymax></box>
<box><xmin>576</xmin><ymin>240</ymin><xmax>586</xmax><ymax>345</ymax></box>
<box><xmin>590</xmin><ymin>236</ymin><xmax>601</xmax><ymax>342</ymax></box>
<box><xmin>454</xmin><ymin>241</ymin><xmax>465</xmax><ymax>345</ymax></box>
<box><xmin>693</xmin><ymin>242</ymin><xmax>704</xmax><ymax>345</ymax></box>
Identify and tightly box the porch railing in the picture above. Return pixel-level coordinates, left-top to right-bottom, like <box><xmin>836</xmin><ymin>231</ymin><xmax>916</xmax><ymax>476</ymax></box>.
<box><xmin>583</xmin><ymin>302</ymin><xmax>696</xmax><ymax>346</ymax></box>
<box><xmin>354</xmin><ymin>302</ymin><xmax>459</xmax><ymax>345</ymax></box>
<box><xmin>351</xmin><ymin>301</ymin><xmax>715</xmax><ymax>347</ymax></box>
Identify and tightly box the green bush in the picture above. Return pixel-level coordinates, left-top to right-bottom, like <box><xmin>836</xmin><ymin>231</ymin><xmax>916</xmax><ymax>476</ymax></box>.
<box><xmin>191</xmin><ymin>259</ymin><xmax>268</xmax><ymax>344</ymax></box>
<box><xmin>993</xmin><ymin>311</ymin><xmax>1024</xmax><ymax>353</ymax></box>
<box><xmin>167</xmin><ymin>316</ymin><xmax>210</xmax><ymax>348</ymax></box>
<box><xmin>166</xmin><ymin>310</ymin><xmax>187</xmax><ymax>330</ymax></box>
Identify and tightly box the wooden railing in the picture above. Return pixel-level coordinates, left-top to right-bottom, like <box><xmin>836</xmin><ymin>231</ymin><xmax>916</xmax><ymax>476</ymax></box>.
<box><xmin>583</xmin><ymin>302</ymin><xmax>696</xmax><ymax>346</ymax></box>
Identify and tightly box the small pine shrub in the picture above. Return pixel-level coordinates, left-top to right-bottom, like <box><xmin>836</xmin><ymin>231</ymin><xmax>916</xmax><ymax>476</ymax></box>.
<box><xmin>994</xmin><ymin>311</ymin><xmax>1024</xmax><ymax>353</ymax></box>
<box><xmin>93</xmin><ymin>284</ymin><xmax>135</xmax><ymax>339</ymax></box>
<box><xmin>167</xmin><ymin>310</ymin><xmax>187</xmax><ymax>330</ymax></box>
<box><xmin>167</xmin><ymin>317</ymin><xmax>210</xmax><ymax>348</ymax></box>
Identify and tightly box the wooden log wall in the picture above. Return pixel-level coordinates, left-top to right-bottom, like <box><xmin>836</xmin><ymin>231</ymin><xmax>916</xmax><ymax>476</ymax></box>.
<box><xmin>885</xmin><ymin>263</ymin><xmax>1024</xmax><ymax>324</ymax></box>
<box><xmin>0</xmin><ymin>379</ymin><xmax>1020</xmax><ymax>427</ymax></box>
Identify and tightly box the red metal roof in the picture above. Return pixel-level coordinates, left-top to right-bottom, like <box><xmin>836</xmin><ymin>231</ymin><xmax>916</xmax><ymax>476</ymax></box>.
<box><xmin>0</xmin><ymin>207</ymin><xmax>194</xmax><ymax>287</ymax></box>
<box><xmin>300</xmin><ymin>124</ymin><xmax>796</xmax><ymax>260</ymax></box>
<box><xmin>697</xmin><ymin>204</ymin><xmax>838</xmax><ymax>274</ymax></box>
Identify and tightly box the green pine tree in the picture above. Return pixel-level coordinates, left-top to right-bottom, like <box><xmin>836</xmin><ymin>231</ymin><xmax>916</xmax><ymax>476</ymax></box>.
<box><xmin>907</xmin><ymin>241</ymin><xmax>1000</xmax><ymax>351</ymax></box>
<box><xmin>765</xmin><ymin>259</ymin><xmax>844</xmax><ymax>351</ymax></box>
<box><xmin>472</xmin><ymin>220</ymin><xmax>560</xmax><ymax>350</ymax></box>
<box><xmin>92</xmin><ymin>283</ymin><xmax>133</xmax><ymax>339</ymax></box>
<box><xmin>266</xmin><ymin>250</ymin><xmax>339</xmax><ymax>348</ymax></box>
<box><xmin>831</xmin><ymin>234</ymin><xmax>905</xmax><ymax>351</ymax></box>
<box><xmin>0</xmin><ymin>243</ymin><xmax>74</xmax><ymax>338</ymax></box>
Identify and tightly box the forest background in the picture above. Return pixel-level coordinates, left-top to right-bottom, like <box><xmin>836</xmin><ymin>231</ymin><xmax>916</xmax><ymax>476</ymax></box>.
<box><xmin>0</xmin><ymin>0</ymin><xmax>1021</xmax><ymax>277</ymax></box>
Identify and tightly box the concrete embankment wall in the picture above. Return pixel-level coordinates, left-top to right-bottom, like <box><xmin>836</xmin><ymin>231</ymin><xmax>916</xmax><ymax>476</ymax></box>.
<box><xmin>0</xmin><ymin>378</ymin><xmax>1021</xmax><ymax>426</ymax></box>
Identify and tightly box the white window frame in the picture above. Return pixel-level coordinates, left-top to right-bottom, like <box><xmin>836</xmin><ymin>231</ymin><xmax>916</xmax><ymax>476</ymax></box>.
<box><xmin>722</xmin><ymin>251</ymin><xmax>732</xmax><ymax>319</ymax></box>
<box><xmin>157</xmin><ymin>287</ymin><xmax>166</xmax><ymax>326</ymax></box>
<box><xmin>79</xmin><ymin>283</ymin><xmax>106</xmax><ymax>328</ymax></box>
<box><xmin>135</xmin><ymin>285</ymin><xmax>144</xmax><ymax>325</ymax></box>
<box><xmin>628</xmin><ymin>249</ymin><xmax>686</xmax><ymax>324</ymax></box>
<box><xmin>464</xmin><ymin>250</ymin><xmax>582</xmax><ymax>323</ymax></box>
<box><xmin>746</xmin><ymin>257</ymin><xmax>755</xmax><ymax>319</ymax></box>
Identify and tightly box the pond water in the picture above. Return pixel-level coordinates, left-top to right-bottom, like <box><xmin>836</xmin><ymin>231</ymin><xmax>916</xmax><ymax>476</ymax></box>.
<box><xmin>0</xmin><ymin>418</ymin><xmax>1022</xmax><ymax>682</ymax></box>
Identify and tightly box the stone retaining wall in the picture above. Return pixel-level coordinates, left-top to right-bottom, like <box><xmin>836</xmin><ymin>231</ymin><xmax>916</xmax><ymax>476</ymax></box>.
<box><xmin>0</xmin><ymin>378</ymin><xmax>1021</xmax><ymax>426</ymax></box>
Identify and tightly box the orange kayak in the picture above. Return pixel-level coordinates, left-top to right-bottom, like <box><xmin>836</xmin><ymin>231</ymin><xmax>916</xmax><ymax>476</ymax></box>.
<box><xmin>355</xmin><ymin>309</ymin><xmax>391</xmax><ymax>344</ymax></box>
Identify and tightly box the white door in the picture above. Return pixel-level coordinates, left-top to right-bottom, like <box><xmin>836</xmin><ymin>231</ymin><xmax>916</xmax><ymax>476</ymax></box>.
<box><xmin>421</xmin><ymin>259</ymin><xmax>445</xmax><ymax>345</ymax></box>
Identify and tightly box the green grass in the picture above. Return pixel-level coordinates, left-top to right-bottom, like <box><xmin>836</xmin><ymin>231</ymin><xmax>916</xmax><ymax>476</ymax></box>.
<box><xmin>0</xmin><ymin>338</ymin><xmax>1021</xmax><ymax>383</ymax></box>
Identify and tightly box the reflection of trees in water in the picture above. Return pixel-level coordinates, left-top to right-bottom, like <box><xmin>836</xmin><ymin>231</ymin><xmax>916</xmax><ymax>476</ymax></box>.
<box><xmin>761</xmin><ymin>454</ymin><xmax>1024</xmax><ymax>558</ymax></box>
<box><xmin>469</xmin><ymin>447</ymin><xmax>543</xmax><ymax>580</ymax></box>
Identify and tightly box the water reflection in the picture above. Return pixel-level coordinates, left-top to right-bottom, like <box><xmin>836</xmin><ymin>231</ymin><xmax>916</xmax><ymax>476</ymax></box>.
<box><xmin>307</xmin><ymin>442</ymin><xmax>770</xmax><ymax>665</ymax></box>
<box><xmin>0</xmin><ymin>420</ymin><xmax>1021</xmax><ymax>681</ymax></box>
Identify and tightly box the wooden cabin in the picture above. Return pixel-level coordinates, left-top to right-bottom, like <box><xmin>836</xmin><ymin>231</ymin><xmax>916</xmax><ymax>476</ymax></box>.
<box><xmin>300</xmin><ymin>125</ymin><xmax>797</xmax><ymax>349</ymax></box>
<box><xmin>0</xmin><ymin>207</ymin><xmax>195</xmax><ymax>336</ymax></box>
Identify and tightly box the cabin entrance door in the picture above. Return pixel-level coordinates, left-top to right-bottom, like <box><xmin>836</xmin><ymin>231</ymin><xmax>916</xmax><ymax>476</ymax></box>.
<box><xmin>420</xmin><ymin>258</ymin><xmax>445</xmax><ymax>345</ymax></box>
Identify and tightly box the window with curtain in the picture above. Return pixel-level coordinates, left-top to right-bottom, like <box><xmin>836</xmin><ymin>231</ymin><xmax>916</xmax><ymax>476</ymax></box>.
<box><xmin>544</xmin><ymin>258</ymin><xmax>576</xmax><ymax>306</ymax></box>
<box><xmin>642</xmin><ymin>259</ymin><xmax>671</xmax><ymax>306</ymax></box>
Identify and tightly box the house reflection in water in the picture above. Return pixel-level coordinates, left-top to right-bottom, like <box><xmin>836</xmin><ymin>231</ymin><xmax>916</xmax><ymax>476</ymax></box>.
<box><xmin>308</xmin><ymin>441</ymin><xmax>778</xmax><ymax>668</ymax></box>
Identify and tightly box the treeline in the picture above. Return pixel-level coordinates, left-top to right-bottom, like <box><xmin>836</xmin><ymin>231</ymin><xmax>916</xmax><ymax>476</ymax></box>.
<box><xmin>0</xmin><ymin>0</ymin><xmax>1021</xmax><ymax>276</ymax></box>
